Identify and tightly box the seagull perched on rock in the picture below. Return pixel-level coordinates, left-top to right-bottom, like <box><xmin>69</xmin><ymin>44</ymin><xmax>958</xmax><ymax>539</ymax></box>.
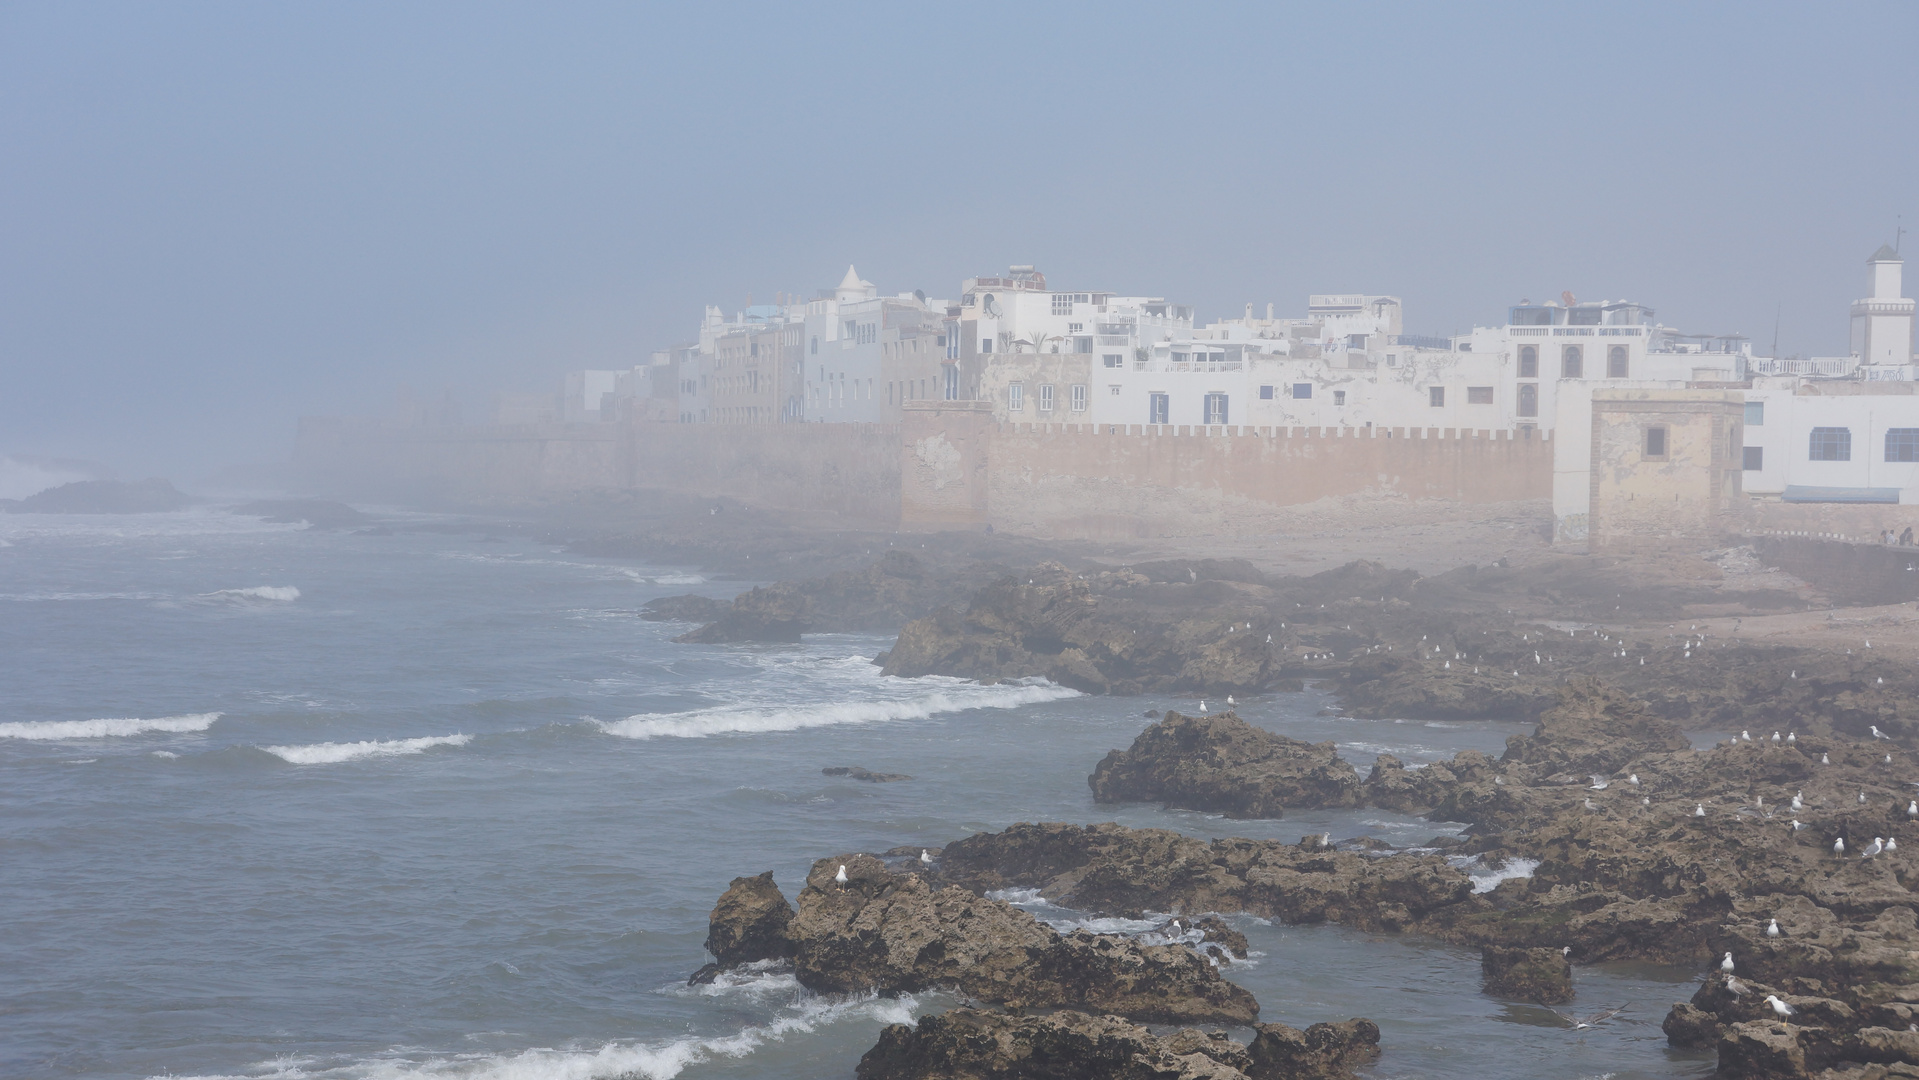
<box><xmin>1589</xmin><ymin>776</ymin><xmax>1610</xmax><ymax>790</ymax></box>
<box><xmin>1767</xmin><ymin>995</ymin><xmax>1797</xmax><ymax>1020</ymax></box>
<box><xmin>1788</xmin><ymin>732</ymin><xmax>1797</xmax><ymax>743</ymax></box>
<box><xmin>835</xmin><ymin>864</ymin><xmax>849</xmax><ymax>885</ymax></box>
<box><xmin>1889</xmin><ymin>837</ymin><xmax>1900</xmax><ymax>853</ymax></box>
<box><xmin>1695</xmin><ymin>804</ymin><xmax>1707</xmax><ymax>817</ymax></box>
<box><xmin>1791</xmin><ymin>819</ymin><xmax>1804</xmax><ymax>831</ymax></box>
<box><xmin>1628</xmin><ymin>774</ymin><xmax>1641</xmax><ymax>786</ymax></box>
<box><xmin>1865</xmin><ymin>837</ymin><xmax>1886</xmax><ymax>858</ymax></box>
<box><xmin>1835</xmin><ymin>836</ymin><xmax>1847</xmax><ymax>854</ymax></box>
<box><xmin>1791</xmin><ymin>792</ymin><xmax>1804</xmax><ymax>811</ymax></box>
<box><xmin>1726</xmin><ymin>976</ymin><xmax>1752</xmax><ymax>996</ymax></box>
<box><xmin>1584</xmin><ymin>798</ymin><xmax>1600</xmax><ymax>811</ymax></box>
<box><xmin>1861</xmin><ymin>791</ymin><xmax>1870</xmax><ymax>804</ymax></box>
<box><xmin>1721</xmin><ymin>952</ymin><xmax>1736</xmax><ymax>973</ymax></box>
<box><xmin>1772</xmin><ymin>731</ymin><xmax>1782</xmax><ymax>743</ymax></box>
<box><xmin>1642</xmin><ymin>796</ymin><xmax>1651</xmax><ymax>807</ymax></box>
<box><xmin>1742</xmin><ymin>730</ymin><xmax>1752</xmax><ymax>742</ymax></box>
<box><xmin>1874</xmin><ymin>725</ymin><xmax>1890</xmax><ymax>740</ymax></box>
<box><xmin>1908</xmin><ymin>800</ymin><xmax>1917</xmax><ymax>818</ymax></box>
<box><xmin>1767</xmin><ymin>918</ymin><xmax>1781</xmax><ymax>938</ymax></box>
<box><xmin>920</xmin><ymin>849</ymin><xmax>933</xmax><ymax>864</ymax></box>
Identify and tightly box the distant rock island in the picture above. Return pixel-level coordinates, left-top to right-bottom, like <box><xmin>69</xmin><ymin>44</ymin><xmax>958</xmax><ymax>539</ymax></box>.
<box><xmin>1</xmin><ymin>478</ymin><xmax>192</xmax><ymax>514</ymax></box>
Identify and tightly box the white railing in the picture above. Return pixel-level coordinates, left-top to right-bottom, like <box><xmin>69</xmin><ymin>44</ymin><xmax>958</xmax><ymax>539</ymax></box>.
<box><xmin>1748</xmin><ymin>356</ymin><xmax>1858</xmax><ymax>377</ymax></box>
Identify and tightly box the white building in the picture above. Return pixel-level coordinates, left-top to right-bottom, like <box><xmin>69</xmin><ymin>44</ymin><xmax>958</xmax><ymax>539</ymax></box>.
<box><xmin>800</xmin><ymin>266</ymin><xmax>951</xmax><ymax>423</ymax></box>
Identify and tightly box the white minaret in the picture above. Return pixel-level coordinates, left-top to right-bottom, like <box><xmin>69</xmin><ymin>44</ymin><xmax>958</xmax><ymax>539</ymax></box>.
<box><xmin>1852</xmin><ymin>244</ymin><xmax>1915</xmax><ymax>366</ymax></box>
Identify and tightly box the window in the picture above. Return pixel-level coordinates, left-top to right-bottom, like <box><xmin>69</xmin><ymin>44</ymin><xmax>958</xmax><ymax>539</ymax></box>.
<box><xmin>1068</xmin><ymin>323</ymin><xmax>1083</xmax><ymax>333</ymax></box>
<box><xmin>1333</xmin><ymin>390</ymin><xmax>1346</xmax><ymax>406</ymax></box>
<box><xmin>887</xmin><ymin>382</ymin><xmax>894</xmax><ymax>404</ymax></box>
<box><xmin>980</xmin><ymin>336</ymin><xmax>993</xmax><ymax>354</ymax></box>
<box><xmin>944</xmin><ymin>366</ymin><xmax>959</xmax><ymax>400</ymax></box>
<box><xmin>1260</xmin><ymin>385</ymin><xmax>1275</xmax><ymax>400</ymax></box>
<box><xmin>1512</xmin><ymin>307</ymin><xmax>1556</xmax><ymax>326</ymax></box>
<box><xmin>1386</xmin><ymin>353</ymin><xmax>1398</xmax><ymax>367</ymax></box>
<box><xmin>1568</xmin><ymin>307</ymin><xmax>1603</xmax><ymax>326</ymax></box>
<box><xmin>1429</xmin><ymin>386</ymin><xmax>1446</xmax><ymax>407</ymax></box>
<box><xmin>1518</xmin><ymin>345</ymin><xmax>1538</xmax><ymax>378</ymax></box>
<box><xmin>1887</xmin><ymin>429</ymin><xmax>1919</xmax><ymax>462</ymax></box>
<box><xmin>1467</xmin><ymin>386</ymin><xmax>1495</xmax><ymax>404</ymax></box>
<box><xmin>1052</xmin><ymin>294</ymin><xmax>1073</xmax><ymax>315</ymax></box>
<box><xmin>1745</xmin><ymin>402</ymin><xmax>1764</xmax><ymax>425</ymax></box>
<box><xmin>1347</xmin><ymin>333</ymin><xmax>1367</xmax><ymax>349</ymax></box>
<box><xmin>810</xmin><ymin>336</ymin><xmax>818</xmax><ymax>354</ymax></box>
<box><xmin>1744</xmin><ymin>446</ymin><xmax>1764</xmax><ymax>471</ymax></box>
<box><xmin>1039</xmin><ymin>384</ymin><xmax>1055</xmax><ymax>412</ymax></box>
<box><xmin>1104</xmin><ymin>354</ymin><xmax>1123</xmax><ymax>368</ymax></box>
<box><xmin>1204</xmin><ymin>393</ymin><xmax>1229</xmax><ymax>425</ymax></box>
<box><xmin>1070</xmin><ymin>384</ymin><xmax>1087</xmax><ymax>412</ymax></box>
<box><xmin>1518</xmin><ymin>383</ymin><xmax>1538</xmax><ymax>417</ymax></box>
<box><xmin>1008</xmin><ymin>383</ymin><xmax>1025</xmax><ymax>412</ymax></box>
<box><xmin>1809</xmin><ymin>427</ymin><xmax>1851</xmax><ymax>461</ymax></box>
<box><xmin>1561</xmin><ymin>344</ymin><xmax>1583</xmax><ymax>378</ymax></box>
<box><xmin>1109</xmin><ymin>384</ymin><xmax>1121</xmax><ymax>395</ymax></box>
<box><xmin>1148</xmin><ymin>392</ymin><xmax>1169</xmax><ymax>425</ymax></box>
<box><xmin>1644</xmin><ymin>425</ymin><xmax>1668</xmax><ymax>459</ymax></box>
<box><xmin>1292</xmin><ymin>383</ymin><xmax>1313</xmax><ymax>400</ymax></box>
<box><xmin>1074</xmin><ymin>337</ymin><xmax>1092</xmax><ymax>354</ymax></box>
<box><xmin>1607</xmin><ymin>345</ymin><xmax>1629</xmax><ymax>378</ymax></box>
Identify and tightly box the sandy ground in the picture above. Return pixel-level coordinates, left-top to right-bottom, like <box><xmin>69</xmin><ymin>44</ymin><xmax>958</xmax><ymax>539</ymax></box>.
<box><xmin>1687</xmin><ymin>603</ymin><xmax>1919</xmax><ymax>664</ymax></box>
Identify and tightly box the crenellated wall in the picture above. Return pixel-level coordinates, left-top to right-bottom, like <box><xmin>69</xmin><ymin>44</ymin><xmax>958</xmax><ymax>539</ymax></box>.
<box><xmin>296</xmin><ymin>413</ymin><xmax>1553</xmax><ymax>537</ymax></box>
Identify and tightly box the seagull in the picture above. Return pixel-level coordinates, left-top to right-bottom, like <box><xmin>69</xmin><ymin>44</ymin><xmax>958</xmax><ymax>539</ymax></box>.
<box><xmin>1822</xmin><ymin>753</ymin><xmax>1831</xmax><ymax>765</ymax></box>
<box><xmin>1908</xmin><ymin>800</ymin><xmax>1917</xmax><ymax>817</ymax></box>
<box><xmin>1320</xmin><ymin>832</ymin><xmax>1332</xmax><ymax>848</ymax></box>
<box><xmin>1890</xmin><ymin>837</ymin><xmax>1900</xmax><ymax>852</ymax></box>
<box><xmin>1550</xmin><ymin>1004</ymin><xmax>1627</xmax><ymax>1030</ymax></box>
<box><xmin>1561</xmin><ymin>945</ymin><xmax>1571</xmax><ymax>957</ymax></box>
<box><xmin>1495</xmin><ymin>776</ymin><xmax>1505</xmax><ymax>786</ymax></box>
<box><xmin>1791</xmin><ymin>671</ymin><xmax>1797</xmax><ymax>679</ymax></box>
<box><xmin>1742</xmin><ymin>730</ymin><xmax>1752</xmax><ymax>742</ymax></box>
<box><xmin>834</xmin><ymin>864</ymin><xmax>849</xmax><ymax>884</ymax></box>
<box><xmin>1772</xmin><ymin>732</ymin><xmax>1782</xmax><ymax>743</ymax></box>
<box><xmin>1788</xmin><ymin>733</ymin><xmax>1797</xmax><ymax>743</ymax></box>
<box><xmin>1875</xmin><ymin>726</ymin><xmax>1889</xmax><ymax>739</ymax></box>
<box><xmin>1726</xmin><ymin>976</ymin><xmax>1752</xmax><ymax>996</ymax></box>
<box><xmin>1791</xmin><ymin>819</ymin><xmax>1804</xmax><ymax>831</ymax></box>
<box><xmin>1721</xmin><ymin>951</ymin><xmax>1735</xmax><ymax>973</ymax></box>
<box><xmin>1695</xmin><ymin>804</ymin><xmax>1707</xmax><ymax>817</ymax></box>
<box><xmin>1767</xmin><ymin>918</ymin><xmax>1781</xmax><ymax>938</ymax></box>
<box><xmin>1835</xmin><ymin>837</ymin><xmax>1847</xmax><ymax>855</ymax></box>
<box><xmin>1199</xmin><ymin>699</ymin><xmax>1207</xmax><ymax>711</ymax></box>
<box><xmin>1766</xmin><ymin>995</ymin><xmax>1797</xmax><ymax>1020</ymax></box>
<box><xmin>1584</xmin><ymin>797</ymin><xmax>1600</xmax><ymax>811</ymax></box>
<box><xmin>1642</xmin><ymin>796</ymin><xmax>1651</xmax><ymax>807</ymax></box>
<box><xmin>1226</xmin><ymin>695</ymin><xmax>1236</xmax><ymax>706</ymax></box>
<box><xmin>1589</xmin><ymin>776</ymin><xmax>1610</xmax><ymax>790</ymax></box>
<box><xmin>1628</xmin><ymin>774</ymin><xmax>1641</xmax><ymax>786</ymax></box>
<box><xmin>1861</xmin><ymin>791</ymin><xmax>1870</xmax><ymax>804</ymax></box>
<box><xmin>920</xmin><ymin>849</ymin><xmax>933</xmax><ymax>864</ymax></box>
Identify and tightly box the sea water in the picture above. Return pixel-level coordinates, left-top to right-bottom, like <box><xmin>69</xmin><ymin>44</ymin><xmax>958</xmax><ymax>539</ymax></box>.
<box><xmin>0</xmin><ymin>508</ymin><xmax>1716</xmax><ymax>1079</ymax></box>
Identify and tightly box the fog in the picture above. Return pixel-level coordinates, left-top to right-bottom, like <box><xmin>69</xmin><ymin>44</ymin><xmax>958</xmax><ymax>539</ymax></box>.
<box><xmin>1</xmin><ymin>2</ymin><xmax>1915</xmax><ymax>483</ymax></box>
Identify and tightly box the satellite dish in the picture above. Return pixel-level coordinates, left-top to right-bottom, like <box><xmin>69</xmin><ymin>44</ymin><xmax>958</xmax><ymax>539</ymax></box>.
<box><xmin>982</xmin><ymin>294</ymin><xmax>1001</xmax><ymax>318</ymax></box>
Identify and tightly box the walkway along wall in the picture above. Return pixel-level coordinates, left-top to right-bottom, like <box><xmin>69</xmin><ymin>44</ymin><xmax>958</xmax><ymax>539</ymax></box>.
<box><xmin>900</xmin><ymin>404</ymin><xmax>1554</xmax><ymax>538</ymax></box>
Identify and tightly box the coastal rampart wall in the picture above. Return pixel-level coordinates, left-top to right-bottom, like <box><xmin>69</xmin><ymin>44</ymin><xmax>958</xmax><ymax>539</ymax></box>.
<box><xmin>297</xmin><ymin>412</ymin><xmax>1554</xmax><ymax>537</ymax></box>
<box><xmin>293</xmin><ymin>417</ymin><xmax>903</xmax><ymax>524</ymax></box>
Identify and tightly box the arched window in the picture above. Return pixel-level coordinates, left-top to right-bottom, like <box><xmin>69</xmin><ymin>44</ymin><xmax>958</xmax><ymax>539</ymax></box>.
<box><xmin>1561</xmin><ymin>345</ymin><xmax>1583</xmax><ymax>378</ymax></box>
<box><xmin>1517</xmin><ymin>383</ymin><xmax>1538</xmax><ymax>417</ymax></box>
<box><xmin>1607</xmin><ymin>345</ymin><xmax>1628</xmax><ymax>378</ymax></box>
<box><xmin>1518</xmin><ymin>344</ymin><xmax>1538</xmax><ymax>378</ymax></box>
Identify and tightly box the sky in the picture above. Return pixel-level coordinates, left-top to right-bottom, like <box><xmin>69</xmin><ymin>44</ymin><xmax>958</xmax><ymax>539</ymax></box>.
<box><xmin>1</xmin><ymin>2</ymin><xmax>1915</xmax><ymax>484</ymax></box>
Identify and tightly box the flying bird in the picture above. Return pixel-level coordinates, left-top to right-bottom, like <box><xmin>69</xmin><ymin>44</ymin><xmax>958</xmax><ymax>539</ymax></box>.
<box><xmin>1549</xmin><ymin>1004</ymin><xmax>1627</xmax><ymax>1030</ymax></box>
<box><xmin>1584</xmin><ymin>798</ymin><xmax>1600</xmax><ymax>811</ymax></box>
<box><xmin>1589</xmin><ymin>776</ymin><xmax>1610</xmax><ymax>790</ymax></box>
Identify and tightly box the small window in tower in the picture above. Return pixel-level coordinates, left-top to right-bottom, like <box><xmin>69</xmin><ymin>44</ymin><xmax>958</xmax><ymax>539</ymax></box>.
<box><xmin>1429</xmin><ymin>386</ymin><xmax>1446</xmax><ymax>407</ymax></box>
<box><xmin>1333</xmin><ymin>390</ymin><xmax>1347</xmax><ymax>406</ymax></box>
<box><xmin>1644</xmin><ymin>425</ymin><xmax>1668</xmax><ymax>459</ymax></box>
<box><xmin>1744</xmin><ymin>446</ymin><xmax>1764</xmax><ymax>470</ymax></box>
<box><xmin>1260</xmin><ymin>385</ymin><xmax>1275</xmax><ymax>400</ymax></box>
<box><xmin>1467</xmin><ymin>386</ymin><xmax>1494</xmax><ymax>404</ymax></box>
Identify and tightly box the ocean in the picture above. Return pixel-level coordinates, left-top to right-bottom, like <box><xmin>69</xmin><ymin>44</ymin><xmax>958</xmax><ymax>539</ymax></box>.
<box><xmin>0</xmin><ymin>507</ymin><xmax>1716</xmax><ymax>1079</ymax></box>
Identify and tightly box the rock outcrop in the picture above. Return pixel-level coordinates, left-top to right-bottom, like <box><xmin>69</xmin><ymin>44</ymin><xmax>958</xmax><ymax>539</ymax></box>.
<box><xmin>1479</xmin><ymin>945</ymin><xmax>1573</xmax><ymax>1004</ymax></box>
<box><xmin>696</xmin><ymin>855</ymin><xmax>1258</xmax><ymax>1025</ymax></box>
<box><xmin>1500</xmin><ymin>677</ymin><xmax>1691</xmax><ymax>777</ymax></box>
<box><xmin>1089</xmin><ymin>710</ymin><xmax>1362</xmax><ymax>817</ymax></box>
<box><xmin>702</xmin><ymin>871</ymin><xmax>794</xmax><ymax>967</ymax></box>
<box><xmin>671</xmin><ymin>550</ymin><xmax>1000</xmax><ymax>642</ymax></box>
<box><xmin>2</xmin><ymin>478</ymin><xmax>192</xmax><ymax>514</ymax></box>
<box><xmin>856</xmin><ymin>1009</ymin><xmax>1381</xmax><ymax>1080</ymax></box>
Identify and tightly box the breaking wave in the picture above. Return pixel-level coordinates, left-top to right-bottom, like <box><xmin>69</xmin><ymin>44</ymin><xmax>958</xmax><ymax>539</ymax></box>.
<box><xmin>598</xmin><ymin>680</ymin><xmax>1079</xmax><ymax>740</ymax></box>
<box><xmin>0</xmin><ymin>712</ymin><xmax>220</xmax><ymax>740</ymax></box>
<box><xmin>1462</xmin><ymin>856</ymin><xmax>1539</xmax><ymax>894</ymax></box>
<box><xmin>261</xmin><ymin>733</ymin><xmax>471</xmax><ymax>765</ymax></box>
<box><xmin>204</xmin><ymin>586</ymin><xmax>301</xmax><ymax>602</ymax></box>
<box><xmin>155</xmin><ymin>987</ymin><xmax>918</xmax><ymax>1080</ymax></box>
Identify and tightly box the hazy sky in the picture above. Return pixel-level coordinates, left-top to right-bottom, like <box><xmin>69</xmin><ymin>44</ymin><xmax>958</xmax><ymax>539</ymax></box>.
<box><xmin>2</xmin><ymin>3</ymin><xmax>1915</xmax><ymax>483</ymax></box>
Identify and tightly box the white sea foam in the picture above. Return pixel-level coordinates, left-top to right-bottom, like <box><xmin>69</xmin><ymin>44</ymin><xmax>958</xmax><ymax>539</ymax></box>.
<box><xmin>599</xmin><ymin>681</ymin><xmax>1079</xmax><ymax>740</ymax></box>
<box><xmin>205</xmin><ymin>585</ymin><xmax>301</xmax><ymax>602</ymax></box>
<box><xmin>0</xmin><ymin>712</ymin><xmax>220</xmax><ymax>740</ymax></box>
<box><xmin>151</xmin><ymin>750</ymin><xmax>180</xmax><ymax>759</ymax></box>
<box><xmin>1464</xmin><ymin>856</ymin><xmax>1539</xmax><ymax>894</ymax></box>
<box><xmin>154</xmin><ymin>990</ymin><xmax>918</xmax><ymax>1080</ymax></box>
<box><xmin>261</xmin><ymin>733</ymin><xmax>471</xmax><ymax>765</ymax></box>
<box><xmin>651</xmin><ymin>573</ymin><xmax>705</xmax><ymax>586</ymax></box>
